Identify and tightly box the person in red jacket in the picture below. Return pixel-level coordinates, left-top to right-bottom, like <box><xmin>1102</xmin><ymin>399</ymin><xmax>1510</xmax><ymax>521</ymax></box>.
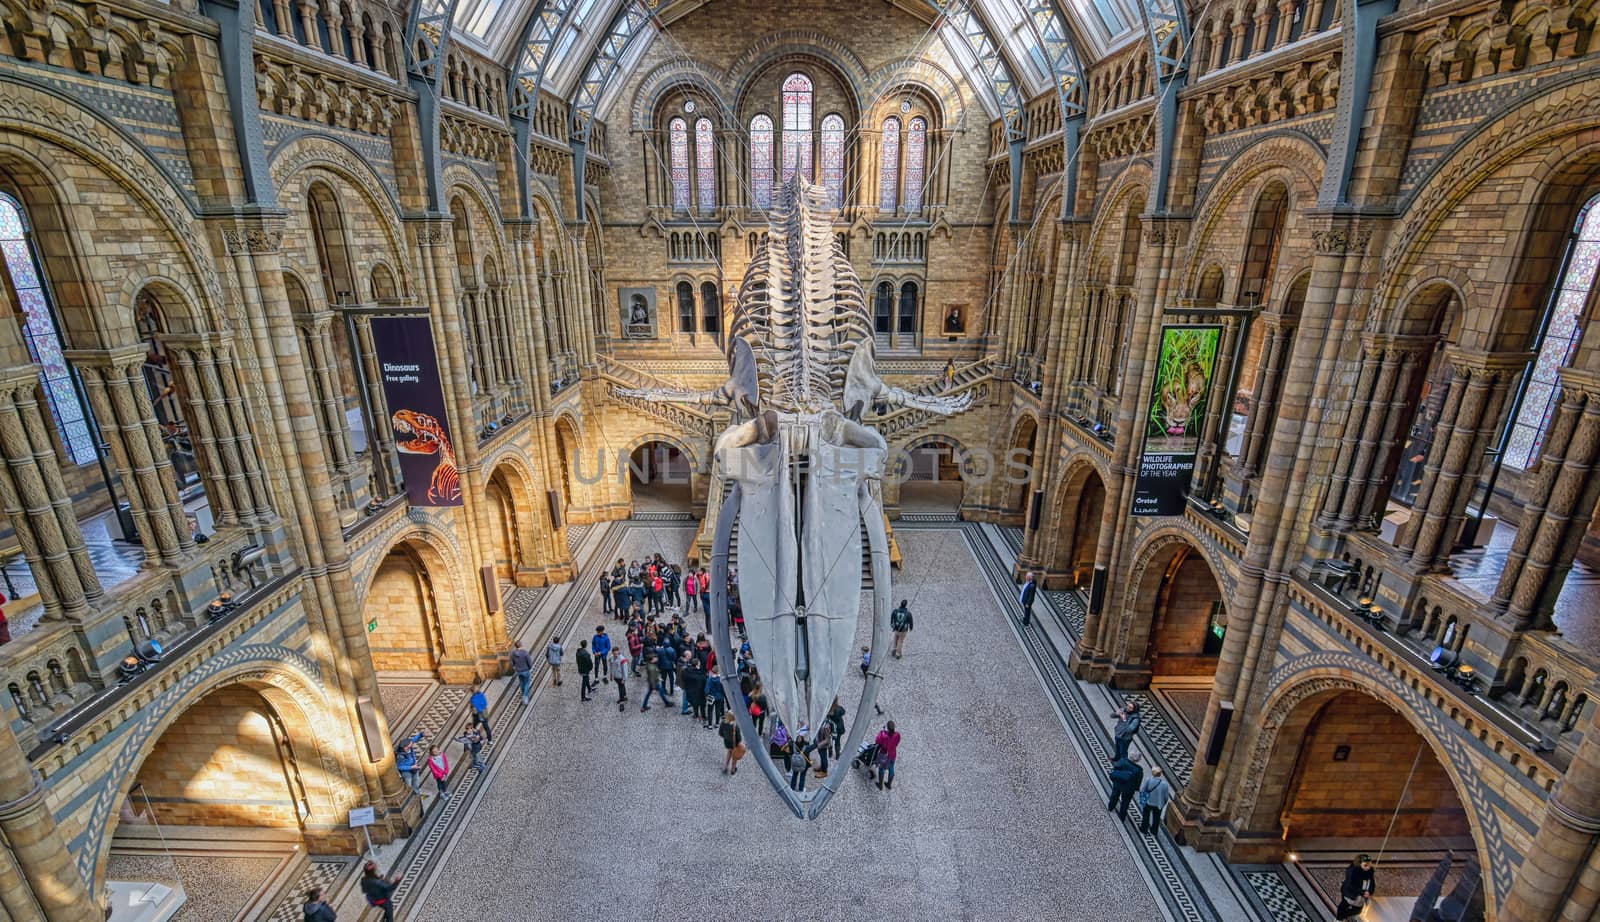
<box><xmin>873</xmin><ymin>721</ymin><xmax>901</xmax><ymax>791</ymax></box>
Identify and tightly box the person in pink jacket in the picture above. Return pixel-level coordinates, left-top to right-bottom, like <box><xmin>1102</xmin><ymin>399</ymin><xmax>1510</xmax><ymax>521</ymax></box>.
<box><xmin>873</xmin><ymin>722</ymin><xmax>901</xmax><ymax>791</ymax></box>
<box><xmin>426</xmin><ymin>744</ymin><xmax>450</xmax><ymax>798</ymax></box>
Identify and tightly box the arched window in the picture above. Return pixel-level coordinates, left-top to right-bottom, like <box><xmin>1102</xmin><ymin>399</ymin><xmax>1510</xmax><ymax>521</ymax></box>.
<box><xmin>781</xmin><ymin>73</ymin><xmax>813</xmax><ymax>182</ymax></box>
<box><xmin>676</xmin><ymin>281</ymin><xmax>695</xmax><ymax>334</ymax></box>
<box><xmin>879</xmin><ymin>118</ymin><xmax>900</xmax><ymax>212</ymax></box>
<box><xmin>874</xmin><ymin>281</ymin><xmax>893</xmax><ymax>334</ymax></box>
<box><xmin>668</xmin><ymin>117</ymin><xmax>690</xmax><ymax>211</ymax></box>
<box><xmin>700</xmin><ymin>281</ymin><xmax>721</xmax><ymax>344</ymax></box>
<box><xmin>695</xmin><ymin>118</ymin><xmax>716</xmax><ymax>212</ymax></box>
<box><xmin>820</xmin><ymin>114</ymin><xmax>845</xmax><ymax>209</ymax></box>
<box><xmin>1507</xmin><ymin>193</ymin><xmax>1600</xmax><ymax>468</ymax></box>
<box><xmin>904</xmin><ymin>117</ymin><xmax>927</xmax><ymax>212</ymax></box>
<box><xmin>0</xmin><ymin>192</ymin><xmax>96</xmax><ymax>464</ymax></box>
<box><xmin>898</xmin><ymin>281</ymin><xmax>919</xmax><ymax>336</ymax></box>
<box><xmin>750</xmin><ymin>114</ymin><xmax>774</xmax><ymax>209</ymax></box>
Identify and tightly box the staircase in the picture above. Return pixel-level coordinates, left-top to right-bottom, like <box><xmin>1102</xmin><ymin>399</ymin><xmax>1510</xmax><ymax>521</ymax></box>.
<box><xmin>874</xmin><ymin>358</ymin><xmax>994</xmax><ymax>440</ymax></box>
<box><xmin>595</xmin><ymin>355</ymin><xmax>716</xmax><ymax>439</ymax></box>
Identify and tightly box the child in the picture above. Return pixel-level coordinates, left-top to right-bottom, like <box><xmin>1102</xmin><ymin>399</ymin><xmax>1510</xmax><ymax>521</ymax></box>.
<box><xmin>426</xmin><ymin>744</ymin><xmax>450</xmax><ymax>798</ymax></box>
<box><xmin>859</xmin><ymin>646</ymin><xmax>872</xmax><ymax>677</ymax></box>
<box><xmin>456</xmin><ymin>726</ymin><xmax>487</xmax><ymax>772</ymax></box>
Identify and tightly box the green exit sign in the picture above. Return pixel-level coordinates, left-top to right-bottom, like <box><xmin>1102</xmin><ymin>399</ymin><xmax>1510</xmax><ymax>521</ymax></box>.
<box><xmin>367</xmin><ymin>618</ymin><xmax>378</xmax><ymax>633</ymax></box>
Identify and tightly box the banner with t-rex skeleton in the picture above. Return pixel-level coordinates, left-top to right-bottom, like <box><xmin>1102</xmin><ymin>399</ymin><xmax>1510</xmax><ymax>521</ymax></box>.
<box><xmin>372</xmin><ymin>316</ymin><xmax>462</xmax><ymax>508</ymax></box>
<box><xmin>1132</xmin><ymin>324</ymin><xmax>1222</xmax><ymax>516</ymax></box>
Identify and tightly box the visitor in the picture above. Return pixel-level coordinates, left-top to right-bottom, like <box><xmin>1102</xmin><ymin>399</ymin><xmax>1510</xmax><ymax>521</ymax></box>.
<box><xmin>1335</xmin><ymin>855</ymin><xmax>1376</xmax><ymax>920</ymax></box>
<box><xmin>873</xmin><ymin>721</ymin><xmax>900</xmax><ymax>790</ymax></box>
<box><xmin>1138</xmin><ymin>766</ymin><xmax>1172</xmax><ymax>835</ymax></box>
<box><xmin>1019</xmin><ymin>571</ymin><xmax>1037</xmax><ymax>626</ymax></box>
<box><xmin>627</xmin><ymin>626</ymin><xmax>644</xmax><ymax>676</ymax></box>
<box><xmin>697</xmin><ymin>568</ymin><xmax>711</xmax><ymax>614</ymax></box>
<box><xmin>658</xmin><ymin>635</ymin><xmax>678</xmax><ymax>694</ymax></box>
<box><xmin>610</xmin><ymin>645</ymin><xmax>629</xmax><ymax>711</ymax></box>
<box><xmin>719</xmin><ymin>711</ymin><xmax>742</xmax><ymax>774</ymax></box>
<box><xmin>302</xmin><ymin>885</ymin><xmax>337</xmax><ymax>922</ymax></box>
<box><xmin>1113</xmin><ymin>701</ymin><xmax>1141</xmax><ymax>761</ymax></box>
<box><xmin>810</xmin><ymin>719</ymin><xmax>833</xmax><ymax>776</ymax></box>
<box><xmin>890</xmin><ymin>599</ymin><xmax>914</xmax><ymax>658</ymax></box>
<box><xmin>684</xmin><ymin>653</ymin><xmax>709</xmax><ymax>723</ymax></box>
<box><xmin>750</xmin><ymin>686</ymin><xmax>768</xmax><ymax>735</ymax></box>
<box><xmin>591</xmin><ymin>625</ymin><xmax>611</xmax><ymax>680</ymax></box>
<box><xmin>611</xmin><ymin>559</ymin><xmax>628</xmax><ymax>613</ymax></box>
<box><xmin>395</xmin><ymin>730</ymin><xmax>425</xmax><ymax>792</ymax></box>
<box><xmin>640</xmin><ymin>651</ymin><xmax>674</xmax><ymax>711</ymax></box>
<box><xmin>685</xmin><ymin>566</ymin><xmax>699</xmax><ymax>614</ymax></box>
<box><xmin>545</xmin><ymin>635</ymin><xmax>565</xmax><ymax>687</ymax></box>
<box><xmin>468</xmin><ymin>681</ymin><xmax>492</xmax><ymax>743</ymax></box>
<box><xmin>360</xmin><ymin>860</ymin><xmax>400</xmax><ymax>922</ymax></box>
<box><xmin>599</xmin><ymin>570</ymin><xmax>613</xmax><ymax>616</ymax></box>
<box><xmin>456</xmin><ymin>725</ymin><xmax>487</xmax><ymax>772</ymax></box>
<box><xmin>650</xmin><ymin>569</ymin><xmax>665</xmax><ymax>615</ymax></box>
<box><xmin>827</xmin><ymin>701</ymin><xmax>846</xmax><ymax>758</ymax></box>
<box><xmin>771</xmin><ymin>722</ymin><xmax>793</xmax><ymax>772</ymax></box>
<box><xmin>705</xmin><ymin>668</ymin><xmax>727</xmax><ymax>729</ymax></box>
<box><xmin>667</xmin><ymin>564</ymin><xmax>682</xmax><ymax>609</ymax></box>
<box><xmin>1107</xmin><ymin>751</ymin><xmax>1143</xmax><ymax>819</ymax></box>
<box><xmin>576</xmin><ymin>639</ymin><xmax>594</xmax><ymax>702</ymax></box>
<box><xmin>426</xmin><ymin>744</ymin><xmax>450</xmax><ymax>798</ymax></box>
<box><xmin>509</xmin><ymin>640</ymin><xmax>534</xmax><ymax>704</ymax></box>
<box><xmin>859</xmin><ymin>645</ymin><xmax>871</xmax><ymax>678</ymax></box>
<box><xmin>789</xmin><ymin>734</ymin><xmax>813</xmax><ymax>791</ymax></box>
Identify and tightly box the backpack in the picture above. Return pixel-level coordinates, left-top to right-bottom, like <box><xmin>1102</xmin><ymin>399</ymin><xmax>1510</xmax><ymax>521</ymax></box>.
<box><xmin>891</xmin><ymin>607</ymin><xmax>911</xmax><ymax>631</ymax></box>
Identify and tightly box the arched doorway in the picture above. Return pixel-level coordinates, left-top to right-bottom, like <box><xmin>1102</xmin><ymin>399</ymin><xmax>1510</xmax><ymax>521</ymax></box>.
<box><xmin>629</xmin><ymin>439</ymin><xmax>693</xmax><ymax>514</ymax></box>
<box><xmin>899</xmin><ymin>437</ymin><xmax>964</xmax><ymax>514</ymax></box>
<box><xmin>1004</xmin><ymin>415</ymin><xmax>1039</xmax><ymax>524</ymax></box>
<box><xmin>366</xmin><ymin>543</ymin><xmax>446</xmax><ymax>676</ymax></box>
<box><xmin>1117</xmin><ymin>537</ymin><xmax>1225</xmax><ymax>688</ymax></box>
<box><xmin>107</xmin><ymin>683</ymin><xmax>328</xmax><ymax>915</ymax></box>
<box><xmin>1237</xmin><ymin>688</ymin><xmax>1481</xmax><ymax>919</ymax></box>
<box><xmin>1050</xmin><ymin>464</ymin><xmax>1106</xmax><ymax>589</ymax></box>
<box><xmin>486</xmin><ymin>465</ymin><xmax>524</xmax><ymax>579</ymax></box>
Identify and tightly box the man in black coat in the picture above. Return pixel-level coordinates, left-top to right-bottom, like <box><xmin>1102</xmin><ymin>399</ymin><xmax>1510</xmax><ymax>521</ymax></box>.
<box><xmin>1108</xmin><ymin>752</ymin><xmax>1144</xmax><ymax>819</ymax></box>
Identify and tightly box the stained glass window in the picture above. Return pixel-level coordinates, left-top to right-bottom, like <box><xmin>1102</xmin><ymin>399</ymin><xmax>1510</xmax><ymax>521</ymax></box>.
<box><xmin>820</xmin><ymin>114</ymin><xmax>845</xmax><ymax>209</ymax></box>
<box><xmin>1508</xmin><ymin>193</ymin><xmax>1600</xmax><ymax>468</ymax></box>
<box><xmin>695</xmin><ymin>118</ymin><xmax>716</xmax><ymax>213</ymax></box>
<box><xmin>781</xmin><ymin>73</ymin><xmax>813</xmax><ymax>182</ymax></box>
<box><xmin>879</xmin><ymin>118</ymin><xmax>900</xmax><ymax>212</ymax></box>
<box><xmin>0</xmin><ymin>193</ymin><xmax>96</xmax><ymax>465</ymax></box>
<box><xmin>668</xmin><ymin>118</ymin><xmax>690</xmax><ymax>211</ymax></box>
<box><xmin>905</xmin><ymin>117</ymin><xmax>927</xmax><ymax>212</ymax></box>
<box><xmin>750</xmin><ymin>114</ymin><xmax>774</xmax><ymax>209</ymax></box>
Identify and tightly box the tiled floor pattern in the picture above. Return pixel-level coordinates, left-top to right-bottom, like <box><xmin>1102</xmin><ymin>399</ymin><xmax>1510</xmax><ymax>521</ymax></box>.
<box><xmin>405</xmin><ymin>522</ymin><xmax>1169</xmax><ymax>921</ymax></box>
<box><xmin>564</xmin><ymin>523</ymin><xmax>591</xmax><ymax>555</ymax></box>
<box><xmin>1437</xmin><ymin>517</ymin><xmax>1600</xmax><ymax>651</ymax></box>
<box><xmin>105</xmin><ymin>853</ymin><xmax>284</xmax><ymax>922</ymax></box>
<box><xmin>376</xmin><ymin>677</ymin><xmax>432</xmax><ymax>733</ymax></box>
<box><xmin>263</xmin><ymin>858</ymin><xmax>356</xmax><ymax>922</ymax></box>
<box><xmin>4</xmin><ymin>508</ymin><xmax>150</xmax><ymax>637</ymax></box>
<box><xmin>502</xmin><ymin>584</ymin><xmax>546</xmax><ymax>635</ymax></box>
<box><xmin>1243</xmin><ymin>869</ymin><xmax>1316</xmax><ymax>922</ymax></box>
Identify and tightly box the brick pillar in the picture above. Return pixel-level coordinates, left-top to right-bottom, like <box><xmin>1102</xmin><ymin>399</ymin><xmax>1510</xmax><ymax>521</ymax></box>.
<box><xmin>1502</xmin><ymin>696</ymin><xmax>1600</xmax><ymax>920</ymax></box>
<box><xmin>1400</xmin><ymin>348</ymin><xmax>1527</xmax><ymax>572</ymax></box>
<box><xmin>1192</xmin><ymin>312</ymin><xmax>1241</xmax><ymax>499</ymax></box>
<box><xmin>0</xmin><ymin>718</ymin><xmax>92</xmax><ymax>919</ymax></box>
<box><xmin>508</xmin><ymin>223</ymin><xmax>553</xmax><ymax>409</ymax></box>
<box><xmin>1020</xmin><ymin>220</ymin><xmax>1085</xmax><ymax>574</ymax></box>
<box><xmin>168</xmin><ymin>334</ymin><xmax>277</xmax><ymax>524</ymax></box>
<box><xmin>0</xmin><ymin>366</ymin><xmax>102</xmax><ymax>621</ymax></box>
<box><xmin>1317</xmin><ymin>334</ymin><xmax>1430</xmax><ymax>530</ymax></box>
<box><xmin>1492</xmin><ymin>369</ymin><xmax>1600</xmax><ymax>630</ymax></box>
<box><xmin>1235</xmin><ymin>314</ymin><xmax>1293</xmax><ymax>478</ymax></box>
<box><xmin>165</xmin><ymin>340</ymin><xmax>238</xmax><ymax>528</ymax></box>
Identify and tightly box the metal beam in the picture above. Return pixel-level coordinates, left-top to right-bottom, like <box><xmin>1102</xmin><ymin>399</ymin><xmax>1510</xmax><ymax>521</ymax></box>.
<box><xmin>1020</xmin><ymin>0</ymin><xmax>1091</xmax><ymax>218</ymax></box>
<box><xmin>569</xmin><ymin>0</ymin><xmax>659</xmax><ymax>143</ymax></box>
<box><xmin>405</xmin><ymin>0</ymin><xmax>463</xmax><ymax>213</ymax></box>
<box><xmin>933</xmin><ymin>0</ymin><xmax>1027</xmax><ymax>144</ymax></box>
<box><xmin>1320</xmin><ymin>0</ymin><xmax>1396</xmax><ymax>206</ymax></box>
<box><xmin>1135</xmin><ymin>0</ymin><xmax>1190</xmax><ymax>213</ymax></box>
<box><xmin>201</xmin><ymin>0</ymin><xmax>276</xmax><ymax>206</ymax></box>
<box><xmin>507</xmin><ymin>0</ymin><xmax>584</xmax><ymax>220</ymax></box>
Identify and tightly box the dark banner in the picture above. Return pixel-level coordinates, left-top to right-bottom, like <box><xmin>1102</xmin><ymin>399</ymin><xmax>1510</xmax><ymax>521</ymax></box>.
<box><xmin>1132</xmin><ymin>324</ymin><xmax>1222</xmax><ymax>517</ymax></box>
<box><xmin>372</xmin><ymin>316</ymin><xmax>462</xmax><ymax>507</ymax></box>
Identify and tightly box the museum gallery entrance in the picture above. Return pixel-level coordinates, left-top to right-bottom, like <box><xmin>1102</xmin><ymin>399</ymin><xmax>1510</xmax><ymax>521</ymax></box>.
<box><xmin>630</xmin><ymin>440</ymin><xmax>694</xmax><ymax>514</ymax></box>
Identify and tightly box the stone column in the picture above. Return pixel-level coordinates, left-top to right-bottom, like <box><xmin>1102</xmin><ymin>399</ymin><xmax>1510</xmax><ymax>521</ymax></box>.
<box><xmin>212</xmin><ymin>342</ymin><xmax>276</xmax><ymax>520</ymax></box>
<box><xmin>0</xmin><ymin>368</ymin><xmax>99</xmax><ymax>620</ymax></box>
<box><xmin>350</xmin><ymin>315</ymin><xmax>400</xmax><ymax>497</ymax></box>
<box><xmin>1401</xmin><ymin>348</ymin><xmax>1527</xmax><ymax>572</ymax></box>
<box><xmin>1493</xmin><ymin>368</ymin><xmax>1600</xmax><ymax>630</ymax></box>
<box><xmin>164</xmin><ymin>340</ymin><xmax>238</xmax><ymax>529</ymax></box>
<box><xmin>1316</xmin><ymin>334</ymin><xmax>1425</xmax><ymax>530</ymax></box>
<box><xmin>1502</xmin><ymin>692</ymin><xmax>1600</xmax><ymax>920</ymax></box>
<box><xmin>1235</xmin><ymin>315</ymin><xmax>1292</xmax><ymax>478</ymax></box>
<box><xmin>73</xmin><ymin>348</ymin><xmax>192</xmax><ymax>563</ymax></box>
<box><xmin>508</xmin><ymin>222</ymin><xmax>553</xmax><ymax>408</ymax></box>
<box><xmin>1193</xmin><ymin>311</ymin><xmax>1240</xmax><ymax>498</ymax></box>
<box><xmin>298</xmin><ymin>314</ymin><xmax>356</xmax><ymax>508</ymax></box>
<box><xmin>0</xmin><ymin>719</ymin><xmax>91</xmax><ymax>920</ymax></box>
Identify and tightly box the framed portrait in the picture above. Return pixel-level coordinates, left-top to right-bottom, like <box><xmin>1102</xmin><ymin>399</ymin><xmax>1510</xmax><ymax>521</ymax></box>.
<box><xmin>942</xmin><ymin>303</ymin><xmax>967</xmax><ymax>336</ymax></box>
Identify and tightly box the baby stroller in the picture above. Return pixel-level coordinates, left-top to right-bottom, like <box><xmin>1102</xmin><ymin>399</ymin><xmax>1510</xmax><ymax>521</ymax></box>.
<box><xmin>852</xmin><ymin>740</ymin><xmax>882</xmax><ymax>778</ymax></box>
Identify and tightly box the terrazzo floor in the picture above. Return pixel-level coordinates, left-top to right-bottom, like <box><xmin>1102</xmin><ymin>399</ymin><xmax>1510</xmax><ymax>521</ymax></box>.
<box><xmin>105</xmin><ymin>852</ymin><xmax>283</xmax><ymax>922</ymax></box>
<box><xmin>406</xmin><ymin>525</ymin><xmax>1164</xmax><ymax>922</ymax></box>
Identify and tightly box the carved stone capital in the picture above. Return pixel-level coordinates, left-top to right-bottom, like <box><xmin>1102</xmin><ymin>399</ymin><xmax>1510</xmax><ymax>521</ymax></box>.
<box><xmin>222</xmin><ymin>225</ymin><xmax>285</xmax><ymax>254</ymax></box>
<box><xmin>1444</xmin><ymin>346</ymin><xmax>1534</xmax><ymax>382</ymax></box>
<box><xmin>506</xmin><ymin>220</ymin><xmax>538</xmax><ymax>242</ymax></box>
<box><xmin>1557</xmin><ymin>367</ymin><xmax>1600</xmax><ymax>403</ymax></box>
<box><xmin>1311</xmin><ymin>227</ymin><xmax>1374</xmax><ymax>255</ymax></box>
<box><xmin>1359</xmin><ymin>332</ymin><xmax>1436</xmax><ymax>360</ymax></box>
<box><xmin>64</xmin><ymin>344</ymin><xmax>148</xmax><ymax>377</ymax></box>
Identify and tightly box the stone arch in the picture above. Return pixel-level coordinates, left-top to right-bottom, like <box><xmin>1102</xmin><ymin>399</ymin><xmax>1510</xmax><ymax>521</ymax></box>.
<box><xmin>1114</xmin><ymin>526</ymin><xmax>1229</xmax><ymax>684</ymax></box>
<box><xmin>269</xmin><ymin>134</ymin><xmax>412</xmax><ymax>294</ymax></box>
<box><xmin>861</xmin><ymin>58</ymin><xmax>969</xmax><ymax>130</ymax></box>
<box><xmin>484</xmin><ymin>455</ymin><xmax>544</xmax><ymax>581</ymax></box>
<box><xmin>85</xmin><ymin>651</ymin><xmax>358</xmax><ymax>892</ymax></box>
<box><xmin>630</xmin><ymin>59</ymin><xmax>735</xmax><ymax>131</ymax></box>
<box><xmin>1048</xmin><ymin>458</ymin><xmax>1109</xmax><ymax>588</ymax></box>
<box><xmin>359</xmin><ymin>529</ymin><xmax>474</xmax><ymax>681</ymax></box>
<box><xmin>724</xmin><ymin>29</ymin><xmax>872</xmax><ymax>117</ymax></box>
<box><xmin>1002</xmin><ymin>411</ymin><xmax>1041</xmax><ymax>518</ymax></box>
<box><xmin>1233</xmin><ymin>657</ymin><xmax>1508</xmax><ymax>911</ymax></box>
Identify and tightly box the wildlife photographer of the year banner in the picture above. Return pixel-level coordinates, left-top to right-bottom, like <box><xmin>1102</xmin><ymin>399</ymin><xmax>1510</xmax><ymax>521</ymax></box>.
<box><xmin>1132</xmin><ymin>324</ymin><xmax>1222</xmax><ymax>517</ymax></box>
<box><xmin>371</xmin><ymin>316</ymin><xmax>463</xmax><ymax>508</ymax></box>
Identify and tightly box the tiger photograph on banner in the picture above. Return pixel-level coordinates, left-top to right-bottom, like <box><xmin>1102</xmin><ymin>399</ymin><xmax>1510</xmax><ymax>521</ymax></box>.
<box><xmin>371</xmin><ymin>315</ymin><xmax>463</xmax><ymax>508</ymax></box>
